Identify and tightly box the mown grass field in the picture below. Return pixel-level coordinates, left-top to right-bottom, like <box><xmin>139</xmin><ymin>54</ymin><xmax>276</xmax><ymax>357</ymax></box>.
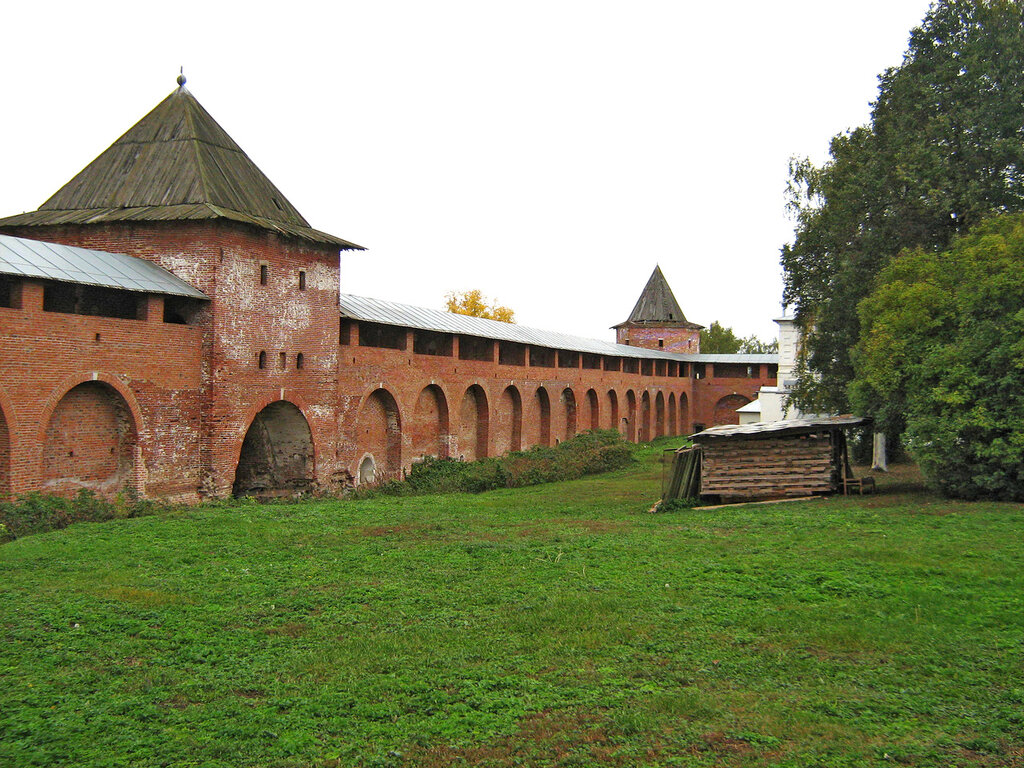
<box><xmin>2</xmin><ymin>442</ymin><xmax>1022</xmax><ymax>767</ymax></box>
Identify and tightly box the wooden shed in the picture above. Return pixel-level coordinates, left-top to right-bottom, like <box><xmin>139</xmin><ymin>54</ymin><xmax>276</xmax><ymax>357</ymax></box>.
<box><xmin>688</xmin><ymin>416</ymin><xmax>871</xmax><ymax>503</ymax></box>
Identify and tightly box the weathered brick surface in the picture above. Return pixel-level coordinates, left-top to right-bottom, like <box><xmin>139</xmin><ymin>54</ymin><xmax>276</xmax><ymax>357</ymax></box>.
<box><xmin>42</xmin><ymin>382</ymin><xmax>134</xmax><ymax>495</ymax></box>
<box><xmin>0</xmin><ymin>398</ymin><xmax>10</xmax><ymax>499</ymax></box>
<box><xmin>616</xmin><ymin>325</ymin><xmax>701</xmax><ymax>353</ymax></box>
<box><xmin>0</xmin><ymin>220</ymin><xmax>775</xmax><ymax>500</ymax></box>
<box><xmin>334</xmin><ymin>339</ymin><xmax>772</xmax><ymax>483</ymax></box>
<box><xmin>0</xmin><ymin>221</ymin><xmax>343</xmax><ymax>500</ymax></box>
<box><xmin>0</xmin><ymin>296</ymin><xmax>203</xmax><ymax>501</ymax></box>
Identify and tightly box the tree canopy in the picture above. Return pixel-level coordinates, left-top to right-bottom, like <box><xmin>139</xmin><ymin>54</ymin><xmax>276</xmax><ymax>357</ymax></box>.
<box><xmin>444</xmin><ymin>290</ymin><xmax>516</xmax><ymax>323</ymax></box>
<box><xmin>850</xmin><ymin>213</ymin><xmax>1024</xmax><ymax>500</ymax></box>
<box><xmin>700</xmin><ymin>321</ymin><xmax>778</xmax><ymax>354</ymax></box>
<box><xmin>781</xmin><ymin>0</ymin><xmax>1024</xmax><ymax>413</ymax></box>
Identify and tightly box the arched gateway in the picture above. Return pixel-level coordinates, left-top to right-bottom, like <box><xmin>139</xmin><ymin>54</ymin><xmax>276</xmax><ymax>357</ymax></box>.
<box><xmin>233</xmin><ymin>401</ymin><xmax>315</xmax><ymax>497</ymax></box>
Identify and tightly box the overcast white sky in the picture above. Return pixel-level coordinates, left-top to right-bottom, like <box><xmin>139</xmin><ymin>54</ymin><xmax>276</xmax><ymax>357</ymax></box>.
<box><xmin>3</xmin><ymin>1</ymin><xmax>933</xmax><ymax>342</ymax></box>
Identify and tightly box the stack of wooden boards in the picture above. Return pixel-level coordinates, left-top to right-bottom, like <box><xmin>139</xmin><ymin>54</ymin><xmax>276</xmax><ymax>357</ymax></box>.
<box><xmin>663</xmin><ymin>446</ymin><xmax>702</xmax><ymax>502</ymax></box>
<box><xmin>700</xmin><ymin>434</ymin><xmax>834</xmax><ymax>500</ymax></box>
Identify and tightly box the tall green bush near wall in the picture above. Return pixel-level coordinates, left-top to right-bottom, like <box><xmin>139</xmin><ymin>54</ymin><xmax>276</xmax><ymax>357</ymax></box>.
<box><xmin>850</xmin><ymin>214</ymin><xmax>1024</xmax><ymax>499</ymax></box>
<box><xmin>364</xmin><ymin>430</ymin><xmax>635</xmax><ymax>497</ymax></box>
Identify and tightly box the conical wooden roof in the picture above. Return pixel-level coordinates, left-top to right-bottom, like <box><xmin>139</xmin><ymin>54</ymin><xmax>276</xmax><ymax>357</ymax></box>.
<box><xmin>615</xmin><ymin>265</ymin><xmax>700</xmax><ymax>328</ymax></box>
<box><xmin>0</xmin><ymin>84</ymin><xmax>362</xmax><ymax>249</ymax></box>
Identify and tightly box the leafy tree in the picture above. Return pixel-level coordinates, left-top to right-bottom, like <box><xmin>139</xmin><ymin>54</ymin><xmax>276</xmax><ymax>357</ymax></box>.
<box><xmin>782</xmin><ymin>0</ymin><xmax>1024</xmax><ymax>413</ymax></box>
<box><xmin>850</xmin><ymin>214</ymin><xmax>1024</xmax><ymax>499</ymax></box>
<box><xmin>444</xmin><ymin>289</ymin><xmax>515</xmax><ymax>323</ymax></box>
<box><xmin>701</xmin><ymin>321</ymin><xmax>777</xmax><ymax>354</ymax></box>
<box><xmin>739</xmin><ymin>335</ymin><xmax>778</xmax><ymax>354</ymax></box>
<box><xmin>699</xmin><ymin>321</ymin><xmax>742</xmax><ymax>353</ymax></box>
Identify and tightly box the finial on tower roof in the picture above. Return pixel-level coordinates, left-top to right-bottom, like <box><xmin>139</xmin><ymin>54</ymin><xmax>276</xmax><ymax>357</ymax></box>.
<box><xmin>177</xmin><ymin>67</ymin><xmax>186</xmax><ymax>88</ymax></box>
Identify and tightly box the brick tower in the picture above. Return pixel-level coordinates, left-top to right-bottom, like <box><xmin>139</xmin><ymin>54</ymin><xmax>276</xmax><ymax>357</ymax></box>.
<box><xmin>613</xmin><ymin>265</ymin><xmax>702</xmax><ymax>353</ymax></box>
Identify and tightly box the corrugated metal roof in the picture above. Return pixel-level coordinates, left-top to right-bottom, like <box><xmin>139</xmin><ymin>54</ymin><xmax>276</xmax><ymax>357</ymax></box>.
<box><xmin>0</xmin><ymin>233</ymin><xmax>208</xmax><ymax>299</ymax></box>
<box><xmin>682</xmin><ymin>353</ymin><xmax>778</xmax><ymax>364</ymax></box>
<box><xmin>691</xmin><ymin>415</ymin><xmax>870</xmax><ymax>441</ymax></box>
<box><xmin>339</xmin><ymin>293</ymin><xmax>777</xmax><ymax>363</ymax></box>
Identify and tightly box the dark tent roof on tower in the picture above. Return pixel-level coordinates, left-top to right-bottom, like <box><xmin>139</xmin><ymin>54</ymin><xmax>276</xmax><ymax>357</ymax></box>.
<box><xmin>0</xmin><ymin>79</ymin><xmax>362</xmax><ymax>250</ymax></box>
<box><xmin>614</xmin><ymin>265</ymin><xmax>703</xmax><ymax>330</ymax></box>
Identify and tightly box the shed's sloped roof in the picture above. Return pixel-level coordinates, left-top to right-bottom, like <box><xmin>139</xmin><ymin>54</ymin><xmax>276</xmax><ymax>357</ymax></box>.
<box><xmin>0</xmin><ymin>233</ymin><xmax>207</xmax><ymax>299</ymax></box>
<box><xmin>0</xmin><ymin>86</ymin><xmax>362</xmax><ymax>250</ymax></box>
<box><xmin>691</xmin><ymin>415</ymin><xmax>870</xmax><ymax>441</ymax></box>
<box><xmin>339</xmin><ymin>292</ymin><xmax>776</xmax><ymax>363</ymax></box>
<box><xmin>615</xmin><ymin>265</ymin><xmax>701</xmax><ymax>329</ymax></box>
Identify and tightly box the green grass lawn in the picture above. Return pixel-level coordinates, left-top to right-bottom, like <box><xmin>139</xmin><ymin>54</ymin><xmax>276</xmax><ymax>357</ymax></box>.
<box><xmin>2</xmin><ymin>443</ymin><xmax>1023</xmax><ymax>767</ymax></box>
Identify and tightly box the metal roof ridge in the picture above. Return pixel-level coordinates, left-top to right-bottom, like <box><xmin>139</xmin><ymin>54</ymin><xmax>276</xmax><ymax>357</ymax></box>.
<box><xmin>0</xmin><ymin>233</ymin><xmax>208</xmax><ymax>299</ymax></box>
<box><xmin>337</xmin><ymin>292</ymin><xmax>768</xmax><ymax>361</ymax></box>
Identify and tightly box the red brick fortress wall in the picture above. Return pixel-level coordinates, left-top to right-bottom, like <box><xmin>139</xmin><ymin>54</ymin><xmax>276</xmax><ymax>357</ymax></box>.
<box><xmin>0</xmin><ymin>221</ymin><xmax>345</xmax><ymax>499</ymax></box>
<box><xmin>0</xmin><ymin>221</ymin><xmax>775</xmax><ymax>500</ymax></box>
<box><xmin>0</xmin><ymin>286</ymin><xmax>203</xmax><ymax>501</ymax></box>
<box><xmin>335</xmin><ymin>327</ymin><xmax>774</xmax><ymax>485</ymax></box>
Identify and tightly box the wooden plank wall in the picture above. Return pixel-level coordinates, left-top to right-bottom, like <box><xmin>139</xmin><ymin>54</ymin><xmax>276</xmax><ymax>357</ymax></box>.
<box><xmin>701</xmin><ymin>434</ymin><xmax>835</xmax><ymax>500</ymax></box>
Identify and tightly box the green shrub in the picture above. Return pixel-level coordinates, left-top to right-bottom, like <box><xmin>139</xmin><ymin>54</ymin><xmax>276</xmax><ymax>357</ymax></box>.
<box><xmin>653</xmin><ymin>497</ymin><xmax>701</xmax><ymax>513</ymax></box>
<box><xmin>0</xmin><ymin>489</ymin><xmax>158</xmax><ymax>542</ymax></box>
<box><xmin>852</xmin><ymin>214</ymin><xmax>1024</xmax><ymax>500</ymax></box>
<box><xmin>358</xmin><ymin>430</ymin><xmax>635</xmax><ymax>498</ymax></box>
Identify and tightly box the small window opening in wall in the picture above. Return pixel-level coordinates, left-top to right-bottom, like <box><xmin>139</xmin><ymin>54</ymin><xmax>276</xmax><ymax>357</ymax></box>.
<box><xmin>258</xmin><ymin>350</ymin><xmax>267</xmax><ymax>369</ymax></box>
<box><xmin>296</xmin><ymin>352</ymin><xmax>305</xmax><ymax>369</ymax></box>
<box><xmin>298</xmin><ymin>270</ymin><xmax>306</xmax><ymax>290</ymax></box>
<box><xmin>0</xmin><ymin>275</ymin><xmax>14</xmax><ymax>308</ymax></box>
<box><xmin>95</xmin><ymin>333</ymin><xmax>101</xmax><ymax>342</ymax></box>
<box><xmin>279</xmin><ymin>352</ymin><xmax>287</xmax><ymax>369</ymax></box>
<box><xmin>260</xmin><ymin>264</ymin><xmax>269</xmax><ymax>285</ymax></box>
<box><xmin>658</xmin><ymin>338</ymin><xmax>664</xmax><ymax>347</ymax></box>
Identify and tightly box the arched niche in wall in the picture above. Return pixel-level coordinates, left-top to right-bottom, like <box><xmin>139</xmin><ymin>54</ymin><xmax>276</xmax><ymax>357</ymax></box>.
<box><xmin>534</xmin><ymin>387</ymin><xmax>552</xmax><ymax>447</ymax></box>
<box><xmin>43</xmin><ymin>381</ymin><xmax>138</xmax><ymax>499</ymax></box>
<box><xmin>457</xmin><ymin>385</ymin><xmax>489</xmax><ymax>462</ymax></box>
<box><xmin>233</xmin><ymin>400</ymin><xmax>315</xmax><ymax>497</ymax></box>
<box><xmin>561</xmin><ymin>387</ymin><xmax>577</xmax><ymax>441</ymax></box>
<box><xmin>496</xmin><ymin>385</ymin><xmax>522</xmax><ymax>455</ymax></box>
<box><xmin>0</xmin><ymin>400</ymin><xmax>11</xmax><ymax>500</ymax></box>
<box><xmin>639</xmin><ymin>391</ymin><xmax>652</xmax><ymax>442</ymax></box>
<box><xmin>583</xmin><ymin>388</ymin><xmax>600</xmax><ymax>432</ymax></box>
<box><xmin>624</xmin><ymin>390</ymin><xmax>637</xmax><ymax>443</ymax></box>
<box><xmin>353</xmin><ymin>389</ymin><xmax>403</xmax><ymax>484</ymax></box>
<box><xmin>606</xmin><ymin>389</ymin><xmax>619</xmax><ymax>434</ymax></box>
<box><xmin>412</xmin><ymin>385</ymin><xmax>449</xmax><ymax>461</ymax></box>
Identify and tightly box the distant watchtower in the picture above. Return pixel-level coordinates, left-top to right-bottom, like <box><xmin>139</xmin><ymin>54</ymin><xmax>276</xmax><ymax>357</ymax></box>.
<box><xmin>613</xmin><ymin>265</ymin><xmax>703</xmax><ymax>353</ymax></box>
